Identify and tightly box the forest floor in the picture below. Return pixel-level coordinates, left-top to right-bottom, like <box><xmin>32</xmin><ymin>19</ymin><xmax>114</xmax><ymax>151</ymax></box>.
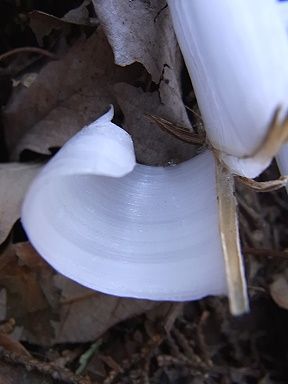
<box><xmin>0</xmin><ymin>1</ymin><xmax>288</xmax><ymax>383</ymax></box>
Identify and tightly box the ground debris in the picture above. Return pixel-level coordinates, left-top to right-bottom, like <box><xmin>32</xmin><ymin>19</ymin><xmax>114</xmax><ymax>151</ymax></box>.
<box><xmin>0</xmin><ymin>1</ymin><xmax>287</xmax><ymax>383</ymax></box>
<box><xmin>0</xmin><ymin>348</ymin><xmax>91</xmax><ymax>384</ymax></box>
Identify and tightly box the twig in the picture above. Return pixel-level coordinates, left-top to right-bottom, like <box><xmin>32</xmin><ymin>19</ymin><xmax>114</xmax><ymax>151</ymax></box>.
<box><xmin>162</xmin><ymin>303</ymin><xmax>183</xmax><ymax>333</ymax></box>
<box><xmin>157</xmin><ymin>353</ymin><xmax>260</xmax><ymax>378</ymax></box>
<box><xmin>0</xmin><ymin>348</ymin><xmax>92</xmax><ymax>384</ymax></box>
<box><xmin>248</xmin><ymin>285</ymin><xmax>267</xmax><ymax>294</ymax></box>
<box><xmin>237</xmin><ymin>175</ymin><xmax>288</xmax><ymax>192</ymax></box>
<box><xmin>184</xmin><ymin>104</ymin><xmax>203</xmax><ymax>120</ymax></box>
<box><xmin>196</xmin><ymin>311</ymin><xmax>213</xmax><ymax>367</ymax></box>
<box><xmin>244</xmin><ymin>247</ymin><xmax>288</xmax><ymax>259</ymax></box>
<box><xmin>60</xmin><ymin>292</ymin><xmax>97</xmax><ymax>305</ymax></box>
<box><xmin>145</xmin><ymin>113</ymin><xmax>205</xmax><ymax>145</ymax></box>
<box><xmin>76</xmin><ymin>340</ymin><xmax>102</xmax><ymax>375</ymax></box>
<box><xmin>0</xmin><ymin>47</ymin><xmax>58</xmax><ymax>62</ymax></box>
<box><xmin>172</xmin><ymin>328</ymin><xmax>200</xmax><ymax>364</ymax></box>
<box><xmin>103</xmin><ymin>333</ymin><xmax>163</xmax><ymax>384</ymax></box>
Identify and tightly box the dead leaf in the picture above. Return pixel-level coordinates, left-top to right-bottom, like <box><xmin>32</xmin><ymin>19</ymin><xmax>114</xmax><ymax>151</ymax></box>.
<box><xmin>0</xmin><ymin>163</ymin><xmax>41</xmax><ymax>244</ymax></box>
<box><xmin>0</xmin><ymin>244</ymin><xmax>54</xmax><ymax>315</ymax></box>
<box><xmin>0</xmin><ymin>244</ymin><xmax>56</xmax><ymax>345</ymax></box>
<box><xmin>29</xmin><ymin>3</ymin><xmax>97</xmax><ymax>47</ymax></box>
<box><xmin>0</xmin><ymin>243</ymin><xmax>160</xmax><ymax>345</ymax></box>
<box><xmin>51</xmin><ymin>275</ymin><xmax>159</xmax><ymax>344</ymax></box>
<box><xmin>0</xmin><ymin>333</ymin><xmax>30</xmax><ymax>357</ymax></box>
<box><xmin>62</xmin><ymin>0</ymin><xmax>96</xmax><ymax>26</ymax></box>
<box><xmin>3</xmin><ymin>29</ymin><xmax>143</xmax><ymax>158</ymax></box>
<box><xmin>270</xmin><ymin>273</ymin><xmax>288</xmax><ymax>310</ymax></box>
<box><xmin>14</xmin><ymin>243</ymin><xmax>59</xmax><ymax>313</ymax></box>
<box><xmin>28</xmin><ymin>10</ymin><xmax>72</xmax><ymax>46</ymax></box>
<box><xmin>14</xmin><ymin>242</ymin><xmax>50</xmax><ymax>270</ymax></box>
<box><xmin>114</xmin><ymin>83</ymin><xmax>196</xmax><ymax>165</ymax></box>
<box><xmin>92</xmin><ymin>0</ymin><xmax>175</xmax><ymax>83</ymax></box>
<box><xmin>3</xmin><ymin>30</ymin><xmax>111</xmax><ymax>154</ymax></box>
<box><xmin>93</xmin><ymin>0</ymin><xmax>194</xmax><ymax>145</ymax></box>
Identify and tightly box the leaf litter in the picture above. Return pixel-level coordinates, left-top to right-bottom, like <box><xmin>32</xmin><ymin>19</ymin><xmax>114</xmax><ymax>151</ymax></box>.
<box><xmin>0</xmin><ymin>163</ymin><xmax>41</xmax><ymax>244</ymax></box>
<box><xmin>0</xmin><ymin>0</ymin><xmax>287</xmax><ymax>383</ymax></box>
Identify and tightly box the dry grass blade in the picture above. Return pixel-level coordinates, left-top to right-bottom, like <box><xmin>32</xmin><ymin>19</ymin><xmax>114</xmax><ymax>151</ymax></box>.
<box><xmin>237</xmin><ymin>175</ymin><xmax>288</xmax><ymax>192</ymax></box>
<box><xmin>216</xmin><ymin>159</ymin><xmax>249</xmax><ymax>315</ymax></box>
<box><xmin>244</xmin><ymin>247</ymin><xmax>288</xmax><ymax>259</ymax></box>
<box><xmin>0</xmin><ymin>47</ymin><xmax>58</xmax><ymax>62</ymax></box>
<box><xmin>145</xmin><ymin>113</ymin><xmax>205</xmax><ymax>145</ymax></box>
<box><xmin>247</xmin><ymin>106</ymin><xmax>288</xmax><ymax>162</ymax></box>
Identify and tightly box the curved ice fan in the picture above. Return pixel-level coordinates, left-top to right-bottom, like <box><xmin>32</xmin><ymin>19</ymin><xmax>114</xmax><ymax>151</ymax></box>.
<box><xmin>22</xmin><ymin>108</ymin><xmax>227</xmax><ymax>301</ymax></box>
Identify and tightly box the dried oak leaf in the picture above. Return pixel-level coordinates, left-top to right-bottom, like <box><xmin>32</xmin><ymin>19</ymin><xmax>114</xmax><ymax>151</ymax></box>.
<box><xmin>62</xmin><ymin>0</ymin><xmax>96</xmax><ymax>26</ymax></box>
<box><xmin>114</xmin><ymin>83</ymin><xmax>196</xmax><ymax>165</ymax></box>
<box><xmin>0</xmin><ymin>243</ymin><xmax>160</xmax><ymax>345</ymax></box>
<box><xmin>29</xmin><ymin>2</ymin><xmax>97</xmax><ymax>46</ymax></box>
<box><xmin>92</xmin><ymin>0</ymin><xmax>174</xmax><ymax>83</ymax></box>
<box><xmin>0</xmin><ymin>163</ymin><xmax>41</xmax><ymax>245</ymax></box>
<box><xmin>51</xmin><ymin>275</ymin><xmax>159</xmax><ymax>344</ymax></box>
<box><xmin>0</xmin><ymin>243</ymin><xmax>57</xmax><ymax>345</ymax></box>
<box><xmin>28</xmin><ymin>10</ymin><xmax>70</xmax><ymax>47</ymax></box>
<box><xmin>92</xmin><ymin>0</ymin><xmax>192</xmax><ymax>147</ymax></box>
<box><xmin>3</xmin><ymin>28</ymin><xmax>142</xmax><ymax>158</ymax></box>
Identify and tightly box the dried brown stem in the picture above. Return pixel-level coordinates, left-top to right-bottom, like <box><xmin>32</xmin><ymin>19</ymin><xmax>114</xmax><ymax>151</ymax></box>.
<box><xmin>0</xmin><ymin>348</ymin><xmax>91</xmax><ymax>384</ymax></box>
<box><xmin>0</xmin><ymin>47</ymin><xmax>58</xmax><ymax>62</ymax></box>
<box><xmin>244</xmin><ymin>247</ymin><xmax>288</xmax><ymax>259</ymax></box>
<box><xmin>237</xmin><ymin>175</ymin><xmax>288</xmax><ymax>192</ymax></box>
<box><xmin>145</xmin><ymin>113</ymin><xmax>205</xmax><ymax>144</ymax></box>
<box><xmin>216</xmin><ymin>159</ymin><xmax>249</xmax><ymax>315</ymax></box>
